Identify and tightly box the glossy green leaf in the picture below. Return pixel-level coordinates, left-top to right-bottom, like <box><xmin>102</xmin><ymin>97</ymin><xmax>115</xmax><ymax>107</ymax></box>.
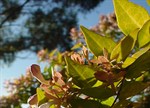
<box><xmin>70</xmin><ymin>99</ymin><xmax>109</xmax><ymax>108</ymax></box>
<box><xmin>110</xmin><ymin>29</ymin><xmax>138</xmax><ymax>61</ymax></box>
<box><xmin>126</xmin><ymin>51</ymin><xmax>150</xmax><ymax>78</ymax></box>
<box><xmin>80</xmin><ymin>26</ymin><xmax>116</xmax><ymax>57</ymax></box>
<box><xmin>37</xmin><ymin>88</ymin><xmax>48</xmax><ymax>106</ymax></box>
<box><xmin>119</xmin><ymin>81</ymin><xmax>149</xmax><ymax>99</ymax></box>
<box><xmin>65</xmin><ymin>57</ymin><xmax>96</xmax><ymax>88</ymax></box>
<box><xmin>80</xmin><ymin>86</ymin><xmax>115</xmax><ymax>100</ymax></box>
<box><xmin>122</xmin><ymin>45</ymin><xmax>150</xmax><ymax>68</ymax></box>
<box><xmin>137</xmin><ymin>20</ymin><xmax>150</xmax><ymax>48</ymax></box>
<box><xmin>113</xmin><ymin>0</ymin><xmax>149</xmax><ymax>36</ymax></box>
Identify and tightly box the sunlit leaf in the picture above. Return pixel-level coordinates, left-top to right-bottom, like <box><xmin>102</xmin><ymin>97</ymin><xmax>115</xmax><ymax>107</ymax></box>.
<box><xmin>110</xmin><ymin>29</ymin><xmax>138</xmax><ymax>61</ymax></box>
<box><xmin>137</xmin><ymin>20</ymin><xmax>150</xmax><ymax>48</ymax></box>
<box><xmin>80</xmin><ymin>86</ymin><xmax>115</xmax><ymax>100</ymax></box>
<box><xmin>71</xmin><ymin>43</ymin><xmax>83</xmax><ymax>50</ymax></box>
<box><xmin>57</xmin><ymin>51</ymin><xmax>63</xmax><ymax>64</ymax></box>
<box><xmin>49</xmin><ymin>49</ymin><xmax>57</xmax><ymax>57</ymax></box>
<box><xmin>65</xmin><ymin>57</ymin><xmax>96</xmax><ymax>88</ymax></box>
<box><xmin>122</xmin><ymin>45</ymin><xmax>150</xmax><ymax>68</ymax></box>
<box><xmin>80</xmin><ymin>26</ymin><xmax>116</xmax><ymax>57</ymax></box>
<box><xmin>113</xmin><ymin>0</ymin><xmax>149</xmax><ymax>36</ymax></box>
<box><xmin>37</xmin><ymin>88</ymin><xmax>48</xmax><ymax>106</ymax></box>
<box><xmin>50</xmin><ymin>104</ymin><xmax>55</xmax><ymax>108</ymax></box>
<box><xmin>119</xmin><ymin>81</ymin><xmax>149</xmax><ymax>99</ymax></box>
<box><xmin>126</xmin><ymin>51</ymin><xmax>150</xmax><ymax>78</ymax></box>
<box><xmin>30</xmin><ymin>64</ymin><xmax>49</xmax><ymax>85</ymax></box>
<box><xmin>101</xmin><ymin>96</ymin><xmax>115</xmax><ymax>107</ymax></box>
<box><xmin>92</xmin><ymin>81</ymin><xmax>103</xmax><ymax>87</ymax></box>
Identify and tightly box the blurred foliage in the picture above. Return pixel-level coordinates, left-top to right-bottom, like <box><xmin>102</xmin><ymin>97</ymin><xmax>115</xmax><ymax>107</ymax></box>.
<box><xmin>0</xmin><ymin>0</ymin><xmax>104</xmax><ymax>64</ymax></box>
<box><xmin>0</xmin><ymin>69</ymin><xmax>40</xmax><ymax>108</ymax></box>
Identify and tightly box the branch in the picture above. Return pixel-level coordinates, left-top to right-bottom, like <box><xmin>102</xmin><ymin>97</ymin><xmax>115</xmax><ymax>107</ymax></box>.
<box><xmin>110</xmin><ymin>73</ymin><xmax>126</xmax><ymax>108</ymax></box>
<box><xmin>0</xmin><ymin>0</ymin><xmax>30</xmax><ymax>27</ymax></box>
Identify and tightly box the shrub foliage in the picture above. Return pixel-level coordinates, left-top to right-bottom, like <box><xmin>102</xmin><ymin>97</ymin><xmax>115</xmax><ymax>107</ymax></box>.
<box><xmin>1</xmin><ymin>0</ymin><xmax>150</xmax><ymax>108</ymax></box>
<box><xmin>28</xmin><ymin>0</ymin><xmax>150</xmax><ymax>108</ymax></box>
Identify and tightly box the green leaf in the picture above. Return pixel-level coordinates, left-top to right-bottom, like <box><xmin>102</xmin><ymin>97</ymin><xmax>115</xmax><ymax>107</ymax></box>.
<box><xmin>137</xmin><ymin>20</ymin><xmax>150</xmax><ymax>48</ymax></box>
<box><xmin>50</xmin><ymin>104</ymin><xmax>55</xmax><ymax>108</ymax></box>
<box><xmin>110</xmin><ymin>29</ymin><xmax>138</xmax><ymax>62</ymax></box>
<box><xmin>80</xmin><ymin>26</ymin><xmax>116</xmax><ymax>57</ymax></box>
<box><xmin>37</xmin><ymin>88</ymin><xmax>48</xmax><ymax>106</ymax></box>
<box><xmin>113</xmin><ymin>0</ymin><xmax>149</xmax><ymax>36</ymax></box>
<box><xmin>80</xmin><ymin>86</ymin><xmax>115</xmax><ymax>100</ymax></box>
<box><xmin>71</xmin><ymin>43</ymin><xmax>83</xmax><ymax>50</ymax></box>
<box><xmin>49</xmin><ymin>49</ymin><xmax>57</xmax><ymax>57</ymax></box>
<box><xmin>126</xmin><ymin>51</ymin><xmax>150</xmax><ymax>78</ymax></box>
<box><xmin>70</xmin><ymin>99</ymin><xmax>109</xmax><ymax>108</ymax></box>
<box><xmin>119</xmin><ymin>81</ymin><xmax>149</xmax><ymax>99</ymax></box>
<box><xmin>101</xmin><ymin>96</ymin><xmax>115</xmax><ymax>106</ymax></box>
<box><xmin>65</xmin><ymin>57</ymin><xmax>96</xmax><ymax>88</ymax></box>
<box><xmin>92</xmin><ymin>81</ymin><xmax>103</xmax><ymax>87</ymax></box>
<box><xmin>122</xmin><ymin>45</ymin><xmax>150</xmax><ymax>68</ymax></box>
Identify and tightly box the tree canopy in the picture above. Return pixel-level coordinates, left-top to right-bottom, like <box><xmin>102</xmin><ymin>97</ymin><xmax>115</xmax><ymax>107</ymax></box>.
<box><xmin>0</xmin><ymin>0</ymin><xmax>104</xmax><ymax>64</ymax></box>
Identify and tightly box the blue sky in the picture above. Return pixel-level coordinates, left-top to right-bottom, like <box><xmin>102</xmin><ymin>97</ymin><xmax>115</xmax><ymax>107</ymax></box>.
<box><xmin>0</xmin><ymin>0</ymin><xmax>150</xmax><ymax>97</ymax></box>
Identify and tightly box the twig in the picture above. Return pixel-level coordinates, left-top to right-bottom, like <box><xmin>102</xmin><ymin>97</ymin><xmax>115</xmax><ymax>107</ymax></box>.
<box><xmin>110</xmin><ymin>73</ymin><xmax>126</xmax><ymax>108</ymax></box>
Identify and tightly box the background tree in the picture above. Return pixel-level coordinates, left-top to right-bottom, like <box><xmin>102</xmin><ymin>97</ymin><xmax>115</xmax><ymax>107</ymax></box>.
<box><xmin>0</xmin><ymin>0</ymin><xmax>104</xmax><ymax>64</ymax></box>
